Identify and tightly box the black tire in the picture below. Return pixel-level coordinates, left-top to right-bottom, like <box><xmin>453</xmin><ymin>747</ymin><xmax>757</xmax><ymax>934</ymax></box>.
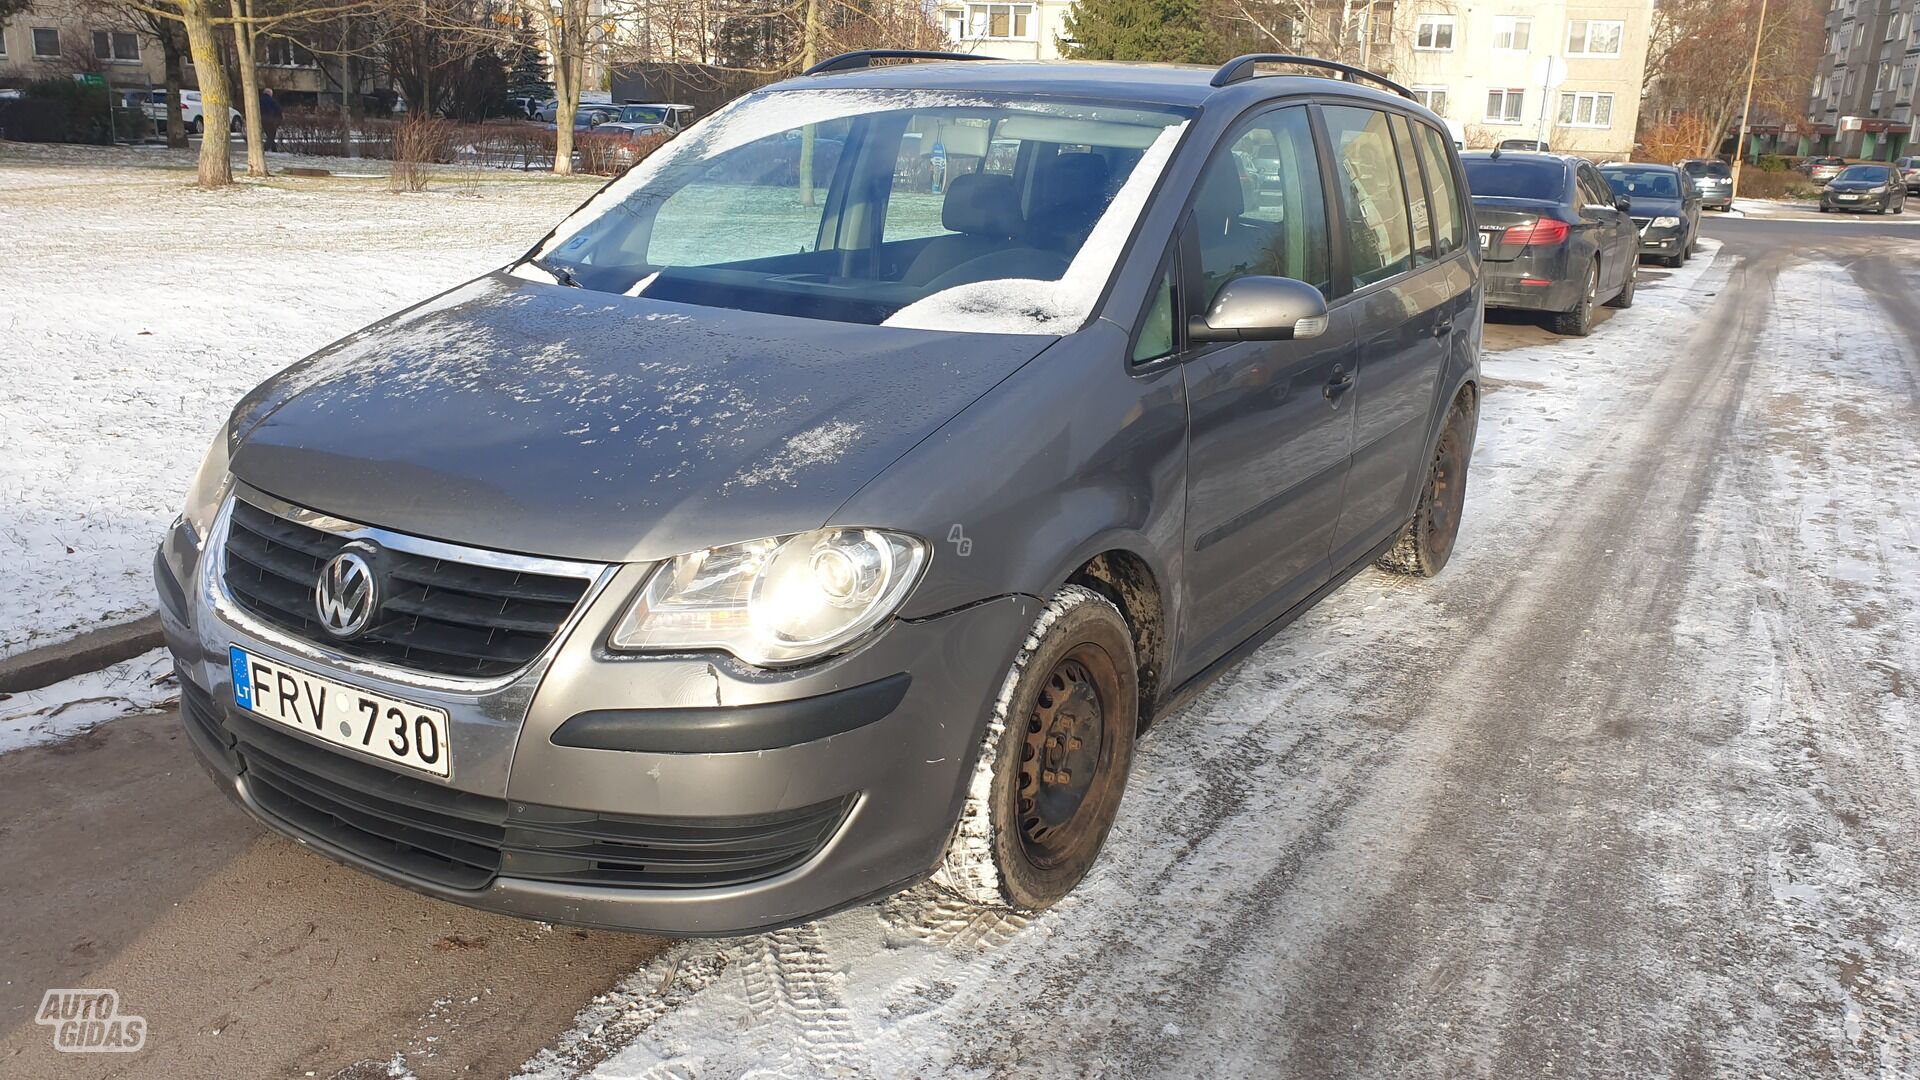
<box><xmin>1549</xmin><ymin>259</ymin><xmax>1598</xmax><ymax>336</ymax></box>
<box><xmin>937</xmin><ymin>585</ymin><xmax>1138</xmax><ymax>912</ymax></box>
<box><xmin>1606</xmin><ymin>265</ymin><xmax>1636</xmax><ymax>308</ymax></box>
<box><xmin>1378</xmin><ymin>399</ymin><xmax>1476</xmax><ymax>578</ymax></box>
<box><xmin>190</xmin><ymin>117</ymin><xmax>203</xmax><ymax>136</ymax></box>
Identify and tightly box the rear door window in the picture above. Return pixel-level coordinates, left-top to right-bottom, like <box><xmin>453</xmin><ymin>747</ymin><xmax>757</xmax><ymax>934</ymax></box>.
<box><xmin>1412</xmin><ymin>123</ymin><xmax>1465</xmax><ymax>254</ymax></box>
<box><xmin>1323</xmin><ymin>105</ymin><xmax>1414</xmax><ymax>289</ymax></box>
<box><xmin>1388</xmin><ymin>114</ymin><xmax>1435</xmax><ymax>265</ymax></box>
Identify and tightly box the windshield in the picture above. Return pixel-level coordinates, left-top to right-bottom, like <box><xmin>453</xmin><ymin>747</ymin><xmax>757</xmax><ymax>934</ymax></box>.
<box><xmin>530</xmin><ymin>90</ymin><xmax>1192</xmax><ymax>333</ymax></box>
<box><xmin>1462</xmin><ymin>157</ymin><xmax>1568</xmax><ymax>200</ymax></box>
<box><xmin>620</xmin><ymin>106</ymin><xmax>669</xmax><ymax>125</ymax></box>
<box><xmin>1834</xmin><ymin>165</ymin><xmax>1892</xmax><ymax>182</ymax></box>
<box><xmin>1600</xmin><ymin>168</ymin><xmax>1680</xmax><ymax>198</ymax></box>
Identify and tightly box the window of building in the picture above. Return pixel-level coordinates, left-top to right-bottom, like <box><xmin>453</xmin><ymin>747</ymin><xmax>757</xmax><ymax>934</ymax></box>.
<box><xmin>955</xmin><ymin>3</ymin><xmax>1035</xmax><ymax>39</ymax></box>
<box><xmin>1567</xmin><ymin>19</ymin><xmax>1624</xmax><ymax>57</ymax></box>
<box><xmin>1412</xmin><ymin>86</ymin><xmax>1450</xmax><ymax>114</ymax></box>
<box><xmin>92</xmin><ymin>29</ymin><xmax>139</xmax><ymax>62</ymax></box>
<box><xmin>0</xmin><ymin>23</ymin><xmax>9</xmax><ymax>58</ymax></box>
<box><xmin>1323</xmin><ymin>105</ymin><xmax>1413</xmax><ymax>289</ymax></box>
<box><xmin>1414</xmin><ymin>15</ymin><xmax>1455</xmax><ymax>50</ymax></box>
<box><xmin>1492</xmin><ymin>16</ymin><xmax>1531</xmax><ymax>50</ymax></box>
<box><xmin>1558</xmin><ymin>91</ymin><xmax>1615</xmax><ymax>127</ymax></box>
<box><xmin>262</xmin><ymin>37</ymin><xmax>316</xmax><ymax>66</ymax></box>
<box><xmin>32</xmin><ymin>26</ymin><xmax>60</xmax><ymax>57</ymax></box>
<box><xmin>1485</xmin><ymin>87</ymin><xmax>1525</xmax><ymax>123</ymax></box>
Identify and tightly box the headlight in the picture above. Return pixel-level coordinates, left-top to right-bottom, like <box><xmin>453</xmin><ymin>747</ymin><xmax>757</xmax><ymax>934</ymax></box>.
<box><xmin>609</xmin><ymin>529</ymin><xmax>928</xmax><ymax>666</ymax></box>
<box><xmin>1869</xmin><ymin>185</ymin><xmax>1889</xmax><ymax>194</ymax></box>
<box><xmin>1651</xmin><ymin>215</ymin><xmax>1680</xmax><ymax>228</ymax></box>
<box><xmin>181</xmin><ymin>424</ymin><xmax>232</xmax><ymax>545</ymax></box>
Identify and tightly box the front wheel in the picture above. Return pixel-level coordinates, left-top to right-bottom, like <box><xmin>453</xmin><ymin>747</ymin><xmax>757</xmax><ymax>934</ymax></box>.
<box><xmin>1378</xmin><ymin>399</ymin><xmax>1475</xmax><ymax>577</ymax></box>
<box><xmin>936</xmin><ymin>585</ymin><xmax>1138</xmax><ymax>912</ymax></box>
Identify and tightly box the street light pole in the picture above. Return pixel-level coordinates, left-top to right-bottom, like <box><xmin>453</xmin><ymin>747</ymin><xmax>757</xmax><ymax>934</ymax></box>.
<box><xmin>1730</xmin><ymin>0</ymin><xmax>1770</xmax><ymax>202</ymax></box>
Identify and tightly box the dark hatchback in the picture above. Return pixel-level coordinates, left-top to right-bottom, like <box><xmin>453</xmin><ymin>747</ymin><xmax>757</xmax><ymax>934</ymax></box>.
<box><xmin>1678</xmin><ymin>158</ymin><xmax>1733</xmax><ymax>210</ymax></box>
<box><xmin>1820</xmin><ymin>163</ymin><xmax>1908</xmax><ymax>213</ymax></box>
<box><xmin>1599</xmin><ymin>163</ymin><xmax>1699</xmax><ymax>266</ymax></box>
<box><xmin>1463</xmin><ymin>152</ymin><xmax>1639</xmax><ymax>336</ymax></box>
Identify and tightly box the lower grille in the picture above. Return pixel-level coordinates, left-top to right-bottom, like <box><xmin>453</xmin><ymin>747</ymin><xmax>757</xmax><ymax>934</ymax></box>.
<box><xmin>211</xmin><ymin>706</ymin><xmax>850</xmax><ymax>892</ymax></box>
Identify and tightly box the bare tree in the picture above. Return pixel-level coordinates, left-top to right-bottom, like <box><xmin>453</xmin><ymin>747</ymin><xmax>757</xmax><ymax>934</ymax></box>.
<box><xmin>1643</xmin><ymin>0</ymin><xmax>1821</xmax><ymax>156</ymax></box>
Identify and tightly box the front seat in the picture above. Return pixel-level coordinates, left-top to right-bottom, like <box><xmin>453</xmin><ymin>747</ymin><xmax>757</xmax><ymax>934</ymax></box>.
<box><xmin>903</xmin><ymin>172</ymin><xmax>1023</xmax><ymax>285</ymax></box>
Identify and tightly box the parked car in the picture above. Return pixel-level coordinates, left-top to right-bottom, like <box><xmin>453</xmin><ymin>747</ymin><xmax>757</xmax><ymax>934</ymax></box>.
<box><xmin>129</xmin><ymin>88</ymin><xmax>241</xmax><ymax>136</ymax></box>
<box><xmin>536</xmin><ymin>96</ymin><xmax>614</xmax><ymax>124</ymax></box>
<box><xmin>545</xmin><ymin>104</ymin><xmax>621</xmax><ymax>132</ymax></box>
<box><xmin>1463</xmin><ymin>151</ymin><xmax>1638</xmax><ymax>336</ymax></box>
<box><xmin>1598</xmin><ymin>162</ymin><xmax>1699</xmax><ymax>267</ymax></box>
<box><xmin>1894</xmin><ymin>155</ymin><xmax>1920</xmax><ymax>193</ymax></box>
<box><xmin>1819</xmin><ymin>163</ymin><xmax>1907</xmax><ymax>213</ymax></box>
<box><xmin>159</xmin><ymin>51</ymin><xmax>1483</xmax><ymax>935</ymax></box>
<box><xmin>1798</xmin><ymin>156</ymin><xmax>1847</xmax><ymax>185</ymax></box>
<box><xmin>596</xmin><ymin>102</ymin><xmax>696</xmax><ymax>140</ymax></box>
<box><xmin>1497</xmin><ymin>138</ymin><xmax>1550</xmax><ymax>151</ymax></box>
<box><xmin>1676</xmin><ymin>158</ymin><xmax>1733</xmax><ymax>210</ymax></box>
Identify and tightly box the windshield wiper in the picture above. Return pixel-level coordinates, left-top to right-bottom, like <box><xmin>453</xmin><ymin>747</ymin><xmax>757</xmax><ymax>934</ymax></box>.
<box><xmin>530</xmin><ymin>256</ymin><xmax>582</xmax><ymax>288</ymax></box>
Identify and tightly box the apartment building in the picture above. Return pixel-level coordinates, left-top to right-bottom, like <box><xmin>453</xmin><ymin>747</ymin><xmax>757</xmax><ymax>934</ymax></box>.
<box><xmin>1802</xmin><ymin>0</ymin><xmax>1917</xmax><ymax>159</ymax></box>
<box><xmin>1386</xmin><ymin>0</ymin><xmax>1657</xmax><ymax>158</ymax></box>
<box><xmin>938</xmin><ymin>0</ymin><xmax>1075</xmax><ymax>60</ymax></box>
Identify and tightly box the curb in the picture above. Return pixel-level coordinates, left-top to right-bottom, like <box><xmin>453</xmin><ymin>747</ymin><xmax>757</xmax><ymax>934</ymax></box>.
<box><xmin>0</xmin><ymin>615</ymin><xmax>165</xmax><ymax>695</ymax></box>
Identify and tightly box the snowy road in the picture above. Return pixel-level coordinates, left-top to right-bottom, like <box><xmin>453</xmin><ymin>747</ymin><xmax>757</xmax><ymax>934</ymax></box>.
<box><xmin>3</xmin><ymin>201</ymin><xmax>1919</xmax><ymax>1079</ymax></box>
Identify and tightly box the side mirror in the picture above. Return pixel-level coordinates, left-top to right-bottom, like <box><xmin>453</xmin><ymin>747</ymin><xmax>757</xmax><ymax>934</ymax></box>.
<box><xmin>1187</xmin><ymin>276</ymin><xmax>1329</xmax><ymax>344</ymax></box>
<box><xmin>1614</xmin><ymin>195</ymin><xmax>1633</xmax><ymax>212</ymax></box>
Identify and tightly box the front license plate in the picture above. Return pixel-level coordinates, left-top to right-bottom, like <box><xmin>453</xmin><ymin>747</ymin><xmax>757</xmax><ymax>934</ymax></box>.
<box><xmin>1838</xmin><ymin>194</ymin><xmax>1859</xmax><ymax>200</ymax></box>
<box><xmin>229</xmin><ymin>646</ymin><xmax>452</xmax><ymax>777</ymax></box>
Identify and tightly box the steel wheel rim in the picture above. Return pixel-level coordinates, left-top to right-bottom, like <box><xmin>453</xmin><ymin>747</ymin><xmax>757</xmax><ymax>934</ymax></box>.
<box><xmin>1015</xmin><ymin>643</ymin><xmax>1119</xmax><ymax>869</ymax></box>
<box><xmin>1425</xmin><ymin>427</ymin><xmax>1467</xmax><ymax>559</ymax></box>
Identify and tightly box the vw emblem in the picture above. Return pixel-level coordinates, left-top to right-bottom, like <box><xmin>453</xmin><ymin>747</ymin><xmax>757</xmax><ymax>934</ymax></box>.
<box><xmin>315</xmin><ymin>547</ymin><xmax>378</xmax><ymax>639</ymax></box>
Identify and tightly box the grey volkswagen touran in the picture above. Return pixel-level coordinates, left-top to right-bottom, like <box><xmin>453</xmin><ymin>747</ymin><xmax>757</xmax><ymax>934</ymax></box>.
<box><xmin>158</xmin><ymin>52</ymin><xmax>1482</xmax><ymax>935</ymax></box>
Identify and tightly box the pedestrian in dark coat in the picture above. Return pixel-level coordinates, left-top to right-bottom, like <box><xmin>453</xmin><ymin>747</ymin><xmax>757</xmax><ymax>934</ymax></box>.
<box><xmin>261</xmin><ymin>88</ymin><xmax>283</xmax><ymax>152</ymax></box>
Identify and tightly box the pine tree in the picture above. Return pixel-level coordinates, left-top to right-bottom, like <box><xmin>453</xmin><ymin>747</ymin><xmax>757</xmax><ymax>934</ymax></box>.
<box><xmin>1060</xmin><ymin>0</ymin><xmax>1222</xmax><ymax>64</ymax></box>
<box><xmin>505</xmin><ymin>19</ymin><xmax>552</xmax><ymax>102</ymax></box>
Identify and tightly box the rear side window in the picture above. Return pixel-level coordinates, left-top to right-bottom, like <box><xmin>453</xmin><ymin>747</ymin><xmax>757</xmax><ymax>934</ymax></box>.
<box><xmin>1323</xmin><ymin>105</ymin><xmax>1413</xmax><ymax>289</ymax></box>
<box><xmin>1189</xmin><ymin>105</ymin><xmax>1332</xmax><ymax>307</ymax></box>
<box><xmin>1388</xmin><ymin>115</ymin><xmax>1434</xmax><ymax>265</ymax></box>
<box><xmin>1412</xmin><ymin>123</ymin><xmax>1465</xmax><ymax>254</ymax></box>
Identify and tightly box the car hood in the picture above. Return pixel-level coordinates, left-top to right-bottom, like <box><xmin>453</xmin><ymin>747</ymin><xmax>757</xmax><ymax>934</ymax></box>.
<box><xmin>228</xmin><ymin>273</ymin><xmax>1053</xmax><ymax>564</ymax></box>
<box><xmin>1826</xmin><ymin>178</ymin><xmax>1888</xmax><ymax>191</ymax></box>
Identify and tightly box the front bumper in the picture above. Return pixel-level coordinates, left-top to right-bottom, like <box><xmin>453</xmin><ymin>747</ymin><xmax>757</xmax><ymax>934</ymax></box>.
<box><xmin>1822</xmin><ymin>192</ymin><xmax>1892</xmax><ymax>211</ymax></box>
<box><xmin>1637</xmin><ymin>226</ymin><xmax>1686</xmax><ymax>257</ymax></box>
<box><xmin>157</xmin><ymin>497</ymin><xmax>1032</xmax><ymax>936</ymax></box>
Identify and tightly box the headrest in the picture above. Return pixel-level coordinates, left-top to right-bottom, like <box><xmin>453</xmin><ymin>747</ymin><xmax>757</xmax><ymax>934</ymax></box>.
<box><xmin>1031</xmin><ymin>152</ymin><xmax>1111</xmax><ymax>214</ymax></box>
<box><xmin>941</xmin><ymin>171</ymin><xmax>1021</xmax><ymax>236</ymax></box>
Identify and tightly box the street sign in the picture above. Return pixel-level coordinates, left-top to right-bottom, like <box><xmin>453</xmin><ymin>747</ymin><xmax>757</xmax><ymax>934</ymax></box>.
<box><xmin>74</xmin><ymin>73</ymin><xmax>106</xmax><ymax>87</ymax></box>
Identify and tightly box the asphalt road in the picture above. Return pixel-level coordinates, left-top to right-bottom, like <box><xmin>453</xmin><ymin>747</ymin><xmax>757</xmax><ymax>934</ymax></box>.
<box><xmin>2</xmin><ymin>208</ymin><xmax>1917</xmax><ymax>1078</ymax></box>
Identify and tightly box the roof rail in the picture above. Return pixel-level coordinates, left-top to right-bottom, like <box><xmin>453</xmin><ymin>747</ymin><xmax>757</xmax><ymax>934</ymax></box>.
<box><xmin>1210</xmin><ymin>54</ymin><xmax>1415</xmax><ymax>101</ymax></box>
<box><xmin>804</xmin><ymin>49</ymin><xmax>992</xmax><ymax>76</ymax></box>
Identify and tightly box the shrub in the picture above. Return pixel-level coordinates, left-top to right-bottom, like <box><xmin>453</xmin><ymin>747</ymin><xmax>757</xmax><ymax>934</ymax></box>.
<box><xmin>22</xmin><ymin>78</ymin><xmax>114</xmax><ymax>143</ymax></box>
<box><xmin>1758</xmin><ymin>154</ymin><xmax>1788</xmax><ymax>173</ymax></box>
<box><xmin>391</xmin><ymin>118</ymin><xmax>455</xmax><ymax>192</ymax></box>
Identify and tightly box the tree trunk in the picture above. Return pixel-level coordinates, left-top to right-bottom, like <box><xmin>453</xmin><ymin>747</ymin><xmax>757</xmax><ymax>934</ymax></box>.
<box><xmin>232</xmin><ymin>0</ymin><xmax>267</xmax><ymax>177</ymax></box>
<box><xmin>797</xmin><ymin>0</ymin><xmax>819</xmax><ymax>205</ymax></box>
<box><xmin>179</xmin><ymin>0</ymin><xmax>233</xmax><ymax>187</ymax></box>
<box><xmin>162</xmin><ymin>29</ymin><xmax>188</xmax><ymax>150</ymax></box>
<box><xmin>547</xmin><ymin>5</ymin><xmax>580</xmax><ymax>176</ymax></box>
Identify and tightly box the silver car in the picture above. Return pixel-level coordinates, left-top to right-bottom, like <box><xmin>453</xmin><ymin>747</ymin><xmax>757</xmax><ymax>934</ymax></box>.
<box><xmin>160</xmin><ymin>51</ymin><xmax>1483</xmax><ymax>935</ymax></box>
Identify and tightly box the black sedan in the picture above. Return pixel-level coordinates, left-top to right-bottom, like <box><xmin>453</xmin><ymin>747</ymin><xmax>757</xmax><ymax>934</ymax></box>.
<box><xmin>1599</xmin><ymin>163</ymin><xmax>1700</xmax><ymax>267</ymax></box>
<box><xmin>1463</xmin><ymin>152</ymin><xmax>1641</xmax><ymax>337</ymax></box>
<box><xmin>1820</xmin><ymin>164</ymin><xmax>1907</xmax><ymax>213</ymax></box>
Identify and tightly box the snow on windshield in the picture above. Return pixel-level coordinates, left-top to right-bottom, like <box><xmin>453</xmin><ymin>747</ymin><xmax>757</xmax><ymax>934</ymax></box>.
<box><xmin>881</xmin><ymin>121</ymin><xmax>1187</xmax><ymax>335</ymax></box>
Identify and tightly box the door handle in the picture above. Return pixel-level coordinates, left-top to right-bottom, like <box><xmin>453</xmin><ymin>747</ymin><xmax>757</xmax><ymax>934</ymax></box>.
<box><xmin>1432</xmin><ymin>318</ymin><xmax>1453</xmax><ymax>338</ymax></box>
<box><xmin>1324</xmin><ymin>365</ymin><xmax>1355</xmax><ymax>402</ymax></box>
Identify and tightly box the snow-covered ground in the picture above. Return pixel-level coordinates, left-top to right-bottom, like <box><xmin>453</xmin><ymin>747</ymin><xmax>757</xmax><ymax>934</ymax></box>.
<box><xmin>0</xmin><ymin>144</ymin><xmax>599</xmax><ymax>660</ymax></box>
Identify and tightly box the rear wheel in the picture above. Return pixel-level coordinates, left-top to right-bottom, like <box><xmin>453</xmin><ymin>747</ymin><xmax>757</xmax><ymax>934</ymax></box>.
<box><xmin>1550</xmin><ymin>259</ymin><xmax>1598</xmax><ymax>336</ymax></box>
<box><xmin>1606</xmin><ymin>264</ymin><xmax>1636</xmax><ymax>307</ymax></box>
<box><xmin>936</xmin><ymin>585</ymin><xmax>1138</xmax><ymax>911</ymax></box>
<box><xmin>1379</xmin><ymin>400</ymin><xmax>1476</xmax><ymax>578</ymax></box>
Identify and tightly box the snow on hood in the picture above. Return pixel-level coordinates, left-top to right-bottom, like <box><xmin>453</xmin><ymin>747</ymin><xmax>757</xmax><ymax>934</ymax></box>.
<box><xmin>226</xmin><ymin>274</ymin><xmax>1053</xmax><ymax>564</ymax></box>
